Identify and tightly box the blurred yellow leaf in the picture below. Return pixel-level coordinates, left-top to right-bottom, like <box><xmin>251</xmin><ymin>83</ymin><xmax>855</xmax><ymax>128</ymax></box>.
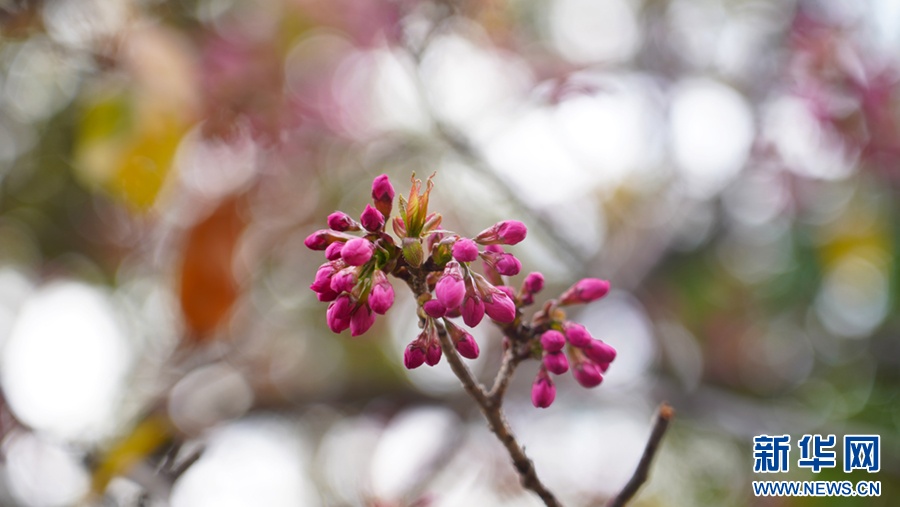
<box><xmin>75</xmin><ymin>89</ymin><xmax>187</xmax><ymax>211</ymax></box>
<box><xmin>111</xmin><ymin>114</ymin><xmax>183</xmax><ymax>210</ymax></box>
<box><xmin>91</xmin><ymin>413</ymin><xmax>173</xmax><ymax>495</ymax></box>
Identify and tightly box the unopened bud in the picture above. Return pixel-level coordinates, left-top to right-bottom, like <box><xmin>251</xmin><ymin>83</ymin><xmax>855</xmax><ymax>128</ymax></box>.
<box><xmin>325</xmin><ymin>242</ymin><xmax>344</xmax><ymax>261</ymax></box>
<box><xmin>540</xmin><ymin>330</ymin><xmax>566</xmax><ymax>353</ymax></box>
<box><xmin>360</xmin><ymin>204</ymin><xmax>385</xmax><ymax>232</ymax></box>
<box><xmin>523</xmin><ymin>272</ymin><xmax>544</xmax><ymax>294</ymax></box>
<box><xmin>531</xmin><ymin>370</ymin><xmax>556</xmax><ymax>409</ymax></box>
<box><xmin>483</xmin><ymin>290</ymin><xmax>516</xmax><ymax>323</ymax></box>
<box><xmin>327</xmin><ymin>211</ymin><xmax>358</xmax><ymax>232</ymax></box>
<box><xmin>404</xmin><ymin>341</ymin><xmax>426</xmax><ymax>369</ymax></box>
<box><xmin>583</xmin><ymin>339</ymin><xmax>616</xmax><ymax>364</ymax></box>
<box><xmin>559</xmin><ymin>278</ymin><xmax>610</xmax><ymax>306</ymax></box>
<box><xmin>494</xmin><ymin>253</ymin><xmax>521</xmax><ymax>276</ymax></box>
<box><xmin>452</xmin><ymin>238</ymin><xmax>479</xmax><ymax>263</ymax></box>
<box><xmin>341</xmin><ymin>238</ymin><xmax>375</xmax><ymax>266</ymax></box>
<box><xmin>455</xmin><ymin>333</ymin><xmax>480</xmax><ymax>359</ymax></box>
<box><xmin>563</xmin><ymin>322</ymin><xmax>592</xmax><ymax>348</ymax></box>
<box><xmin>349</xmin><ymin>304</ymin><xmax>376</xmax><ymax>337</ymax></box>
<box><xmin>542</xmin><ymin>351</ymin><xmax>569</xmax><ymax>375</ymax></box>
<box><xmin>305</xmin><ymin>229</ymin><xmax>347</xmax><ymax>250</ymax></box>
<box><xmin>372</xmin><ymin>174</ymin><xmax>395</xmax><ymax>218</ymax></box>
<box><xmin>326</xmin><ymin>295</ymin><xmax>353</xmax><ymax>333</ymax></box>
<box><xmin>435</xmin><ymin>262</ymin><xmax>465</xmax><ymax>309</ymax></box>
<box><xmin>425</xmin><ymin>340</ymin><xmax>442</xmax><ymax>366</ymax></box>
<box><xmin>573</xmin><ymin>362</ymin><xmax>604</xmax><ymax>388</ymax></box>
<box><xmin>423</xmin><ymin>299</ymin><xmax>447</xmax><ymax>318</ymax></box>
<box><xmin>461</xmin><ymin>291</ymin><xmax>485</xmax><ymax>327</ymax></box>
<box><xmin>369</xmin><ymin>271</ymin><xmax>394</xmax><ymax>315</ymax></box>
<box><xmin>475</xmin><ymin>220</ymin><xmax>527</xmax><ymax>245</ymax></box>
<box><xmin>330</xmin><ymin>267</ymin><xmax>357</xmax><ymax>294</ymax></box>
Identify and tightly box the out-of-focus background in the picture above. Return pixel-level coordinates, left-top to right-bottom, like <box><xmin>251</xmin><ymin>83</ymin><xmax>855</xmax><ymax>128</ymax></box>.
<box><xmin>0</xmin><ymin>0</ymin><xmax>897</xmax><ymax>505</ymax></box>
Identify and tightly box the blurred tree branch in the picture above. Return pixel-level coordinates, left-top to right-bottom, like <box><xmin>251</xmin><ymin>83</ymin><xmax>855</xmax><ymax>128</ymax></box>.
<box><xmin>606</xmin><ymin>403</ymin><xmax>674</xmax><ymax>507</ymax></box>
<box><xmin>401</xmin><ymin>8</ymin><xmax>591</xmax><ymax>271</ymax></box>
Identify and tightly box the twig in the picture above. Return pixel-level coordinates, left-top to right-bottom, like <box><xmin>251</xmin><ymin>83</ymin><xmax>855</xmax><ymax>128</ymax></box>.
<box><xmin>433</xmin><ymin>322</ymin><xmax>562</xmax><ymax>507</ymax></box>
<box><xmin>166</xmin><ymin>446</ymin><xmax>204</xmax><ymax>481</ymax></box>
<box><xmin>487</xmin><ymin>341</ymin><xmax>528</xmax><ymax>404</ymax></box>
<box><xmin>402</xmin><ymin>265</ymin><xmax>559</xmax><ymax>506</ymax></box>
<box><xmin>606</xmin><ymin>403</ymin><xmax>674</xmax><ymax>507</ymax></box>
<box><xmin>487</xmin><ymin>347</ymin><xmax>518</xmax><ymax>403</ymax></box>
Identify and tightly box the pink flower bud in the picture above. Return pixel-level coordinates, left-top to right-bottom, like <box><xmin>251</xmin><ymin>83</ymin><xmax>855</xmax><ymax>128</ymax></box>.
<box><xmin>531</xmin><ymin>371</ymin><xmax>556</xmax><ymax>409</ymax></box>
<box><xmin>404</xmin><ymin>341</ymin><xmax>426</xmax><ymax>369</ymax></box>
<box><xmin>325</xmin><ymin>242</ymin><xmax>344</xmax><ymax>261</ymax></box>
<box><xmin>498</xmin><ymin>220</ymin><xmax>527</xmax><ymax>244</ymax></box>
<box><xmin>451</xmin><ymin>238</ymin><xmax>479</xmax><ymax>262</ymax></box>
<box><xmin>350</xmin><ymin>304</ymin><xmax>376</xmax><ymax>337</ymax></box>
<box><xmin>372</xmin><ymin>174</ymin><xmax>395</xmax><ymax>218</ymax></box>
<box><xmin>563</xmin><ymin>322</ymin><xmax>592</xmax><ymax>348</ymax></box>
<box><xmin>369</xmin><ymin>272</ymin><xmax>394</xmax><ymax>315</ymax></box>
<box><xmin>327</xmin><ymin>211</ymin><xmax>357</xmax><ymax>232</ymax></box>
<box><xmin>483</xmin><ymin>290</ymin><xmax>516</xmax><ymax>323</ymax></box>
<box><xmin>435</xmin><ymin>262</ymin><xmax>465</xmax><ymax>309</ymax></box>
<box><xmin>475</xmin><ymin>220</ymin><xmax>527</xmax><ymax>245</ymax></box>
<box><xmin>542</xmin><ymin>351</ymin><xmax>569</xmax><ymax>375</ymax></box>
<box><xmin>330</xmin><ymin>267</ymin><xmax>357</xmax><ymax>293</ymax></box>
<box><xmin>341</xmin><ymin>238</ymin><xmax>374</xmax><ymax>266</ymax></box>
<box><xmin>311</xmin><ymin>263</ymin><xmax>336</xmax><ymax>293</ymax></box>
<box><xmin>573</xmin><ymin>362</ymin><xmax>604</xmax><ymax>388</ymax></box>
<box><xmin>317</xmin><ymin>289</ymin><xmax>338</xmax><ymax>302</ymax></box>
<box><xmin>559</xmin><ymin>278</ymin><xmax>610</xmax><ymax>305</ymax></box>
<box><xmin>583</xmin><ymin>339</ymin><xmax>616</xmax><ymax>364</ymax></box>
<box><xmin>495</xmin><ymin>253</ymin><xmax>521</xmax><ymax>276</ymax></box>
<box><xmin>326</xmin><ymin>295</ymin><xmax>353</xmax><ymax>333</ymax></box>
<box><xmin>461</xmin><ymin>292</ymin><xmax>485</xmax><ymax>327</ymax></box>
<box><xmin>455</xmin><ymin>333</ymin><xmax>480</xmax><ymax>359</ymax></box>
<box><xmin>423</xmin><ymin>299</ymin><xmax>446</xmax><ymax>318</ymax></box>
<box><xmin>425</xmin><ymin>340</ymin><xmax>442</xmax><ymax>366</ymax></box>
<box><xmin>304</xmin><ymin>229</ymin><xmax>344</xmax><ymax>250</ymax></box>
<box><xmin>523</xmin><ymin>272</ymin><xmax>544</xmax><ymax>294</ymax></box>
<box><xmin>540</xmin><ymin>330</ymin><xmax>566</xmax><ymax>353</ymax></box>
<box><xmin>496</xmin><ymin>285</ymin><xmax>515</xmax><ymax>300</ymax></box>
<box><xmin>360</xmin><ymin>204</ymin><xmax>385</xmax><ymax>232</ymax></box>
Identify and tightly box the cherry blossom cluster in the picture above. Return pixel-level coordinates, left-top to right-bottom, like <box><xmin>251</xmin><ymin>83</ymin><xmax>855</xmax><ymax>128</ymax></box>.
<box><xmin>305</xmin><ymin>174</ymin><xmax>397</xmax><ymax>336</ymax></box>
<box><xmin>529</xmin><ymin>278</ymin><xmax>617</xmax><ymax>408</ymax></box>
<box><xmin>306</xmin><ymin>173</ymin><xmax>616</xmax><ymax>408</ymax></box>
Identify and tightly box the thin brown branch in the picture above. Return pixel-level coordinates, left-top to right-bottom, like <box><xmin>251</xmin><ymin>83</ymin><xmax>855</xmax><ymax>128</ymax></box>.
<box><xmin>487</xmin><ymin>344</ymin><xmax>525</xmax><ymax>404</ymax></box>
<box><xmin>433</xmin><ymin>322</ymin><xmax>562</xmax><ymax>507</ymax></box>
<box><xmin>165</xmin><ymin>446</ymin><xmax>204</xmax><ymax>481</ymax></box>
<box><xmin>402</xmin><ymin>266</ymin><xmax>559</xmax><ymax>506</ymax></box>
<box><xmin>433</xmin><ymin>322</ymin><xmax>491</xmax><ymax>407</ymax></box>
<box><xmin>606</xmin><ymin>403</ymin><xmax>675</xmax><ymax>507</ymax></box>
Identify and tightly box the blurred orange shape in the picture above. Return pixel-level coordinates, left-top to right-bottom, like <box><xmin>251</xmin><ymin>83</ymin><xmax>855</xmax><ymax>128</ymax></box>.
<box><xmin>179</xmin><ymin>196</ymin><xmax>245</xmax><ymax>342</ymax></box>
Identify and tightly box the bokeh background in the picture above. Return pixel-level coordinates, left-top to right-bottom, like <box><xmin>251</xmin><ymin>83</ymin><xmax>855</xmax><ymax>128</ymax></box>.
<box><xmin>0</xmin><ymin>0</ymin><xmax>897</xmax><ymax>505</ymax></box>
